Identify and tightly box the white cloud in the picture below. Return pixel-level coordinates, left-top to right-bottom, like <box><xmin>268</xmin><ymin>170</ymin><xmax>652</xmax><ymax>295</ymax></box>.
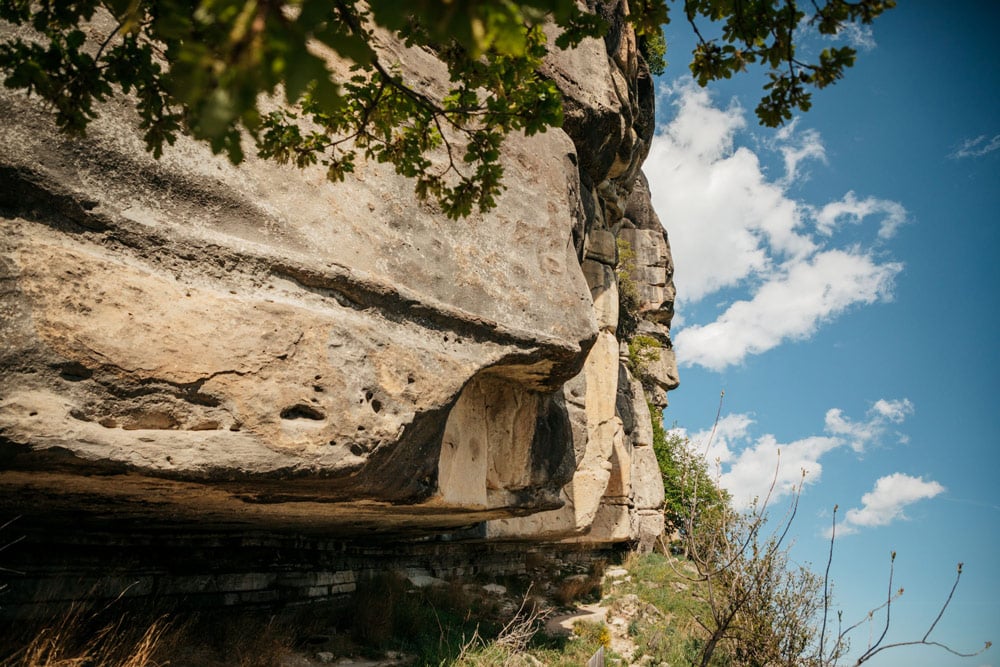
<box><xmin>831</xmin><ymin>23</ymin><xmax>877</xmax><ymax>52</ymax></box>
<box><xmin>823</xmin><ymin>408</ymin><xmax>875</xmax><ymax>452</ymax></box>
<box><xmin>659</xmin><ymin>81</ymin><xmax>746</xmax><ymax>161</ymax></box>
<box><xmin>644</xmin><ymin>80</ymin><xmax>906</xmax><ymax>372</ymax></box>
<box><xmin>837</xmin><ymin>473</ymin><xmax>945</xmax><ymax>536</ymax></box>
<box><xmin>644</xmin><ymin>82</ymin><xmax>813</xmax><ymax>304</ymax></box>
<box><xmin>870</xmin><ymin>398</ymin><xmax>915</xmax><ymax>423</ymax></box>
<box><xmin>825</xmin><ymin>398</ymin><xmax>913</xmax><ymax>452</ymax></box>
<box><xmin>772</xmin><ymin>119</ymin><xmax>827</xmax><ymax>185</ymax></box>
<box><xmin>813</xmin><ymin>191</ymin><xmax>909</xmax><ymax>239</ymax></box>
<box><xmin>949</xmin><ymin>134</ymin><xmax>1000</xmax><ymax>159</ymax></box>
<box><xmin>674</xmin><ymin>249</ymin><xmax>901</xmax><ymax>371</ymax></box>
<box><xmin>719</xmin><ymin>434</ymin><xmax>841</xmax><ymax>510</ymax></box>
<box><xmin>681</xmin><ymin>412</ymin><xmax>756</xmax><ymax>466</ymax></box>
<box><xmin>797</xmin><ymin>17</ymin><xmax>877</xmax><ymax>53</ymax></box>
<box><xmin>678</xmin><ymin>399</ymin><xmax>914</xmax><ymax>511</ymax></box>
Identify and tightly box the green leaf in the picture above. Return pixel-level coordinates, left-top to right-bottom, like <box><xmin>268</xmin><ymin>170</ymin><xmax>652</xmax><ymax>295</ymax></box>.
<box><xmin>284</xmin><ymin>48</ymin><xmax>328</xmax><ymax>104</ymax></box>
<box><xmin>198</xmin><ymin>87</ymin><xmax>237</xmax><ymax>139</ymax></box>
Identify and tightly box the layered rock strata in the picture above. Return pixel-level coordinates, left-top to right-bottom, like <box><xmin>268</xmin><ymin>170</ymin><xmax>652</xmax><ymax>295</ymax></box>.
<box><xmin>487</xmin><ymin>6</ymin><xmax>678</xmax><ymax>548</ymax></box>
<box><xmin>0</xmin><ymin>1</ymin><xmax>677</xmax><ymax>551</ymax></box>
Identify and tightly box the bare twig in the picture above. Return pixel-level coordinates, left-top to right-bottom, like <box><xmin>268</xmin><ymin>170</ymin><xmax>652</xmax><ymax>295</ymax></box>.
<box><xmin>848</xmin><ymin>562</ymin><xmax>991</xmax><ymax>665</ymax></box>
<box><xmin>818</xmin><ymin>505</ymin><xmax>838</xmax><ymax>659</ymax></box>
<box><xmin>853</xmin><ymin>552</ymin><xmax>897</xmax><ymax>663</ymax></box>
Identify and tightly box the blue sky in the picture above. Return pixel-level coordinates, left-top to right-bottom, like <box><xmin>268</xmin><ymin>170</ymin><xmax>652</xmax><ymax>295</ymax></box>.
<box><xmin>645</xmin><ymin>3</ymin><xmax>999</xmax><ymax>665</ymax></box>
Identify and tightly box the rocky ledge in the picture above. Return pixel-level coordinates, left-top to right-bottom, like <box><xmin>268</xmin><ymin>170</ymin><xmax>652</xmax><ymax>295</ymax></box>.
<box><xmin>0</xmin><ymin>1</ymin><xmax>678</xmax><ymax>551</ymax></box>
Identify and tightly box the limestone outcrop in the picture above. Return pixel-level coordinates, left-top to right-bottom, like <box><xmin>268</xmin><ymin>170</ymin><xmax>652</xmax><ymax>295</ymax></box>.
<box><xmin>0</xmin><ymin>1</ymin><xmax>677</xmax><ymax>548</ymax></box>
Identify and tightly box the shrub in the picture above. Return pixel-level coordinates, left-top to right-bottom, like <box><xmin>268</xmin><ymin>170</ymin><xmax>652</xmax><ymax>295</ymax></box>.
<box><xmin>616</xmin><ymin>238</ymin><xmax>641</xmax><ymax>341</ymax></box>
<box><xmin>627</xmin><ymin>334</ymin><xmax>662</xmax><ymax>386</ymax></box>
<box><xmin>649</xmin><ymin>404</ymin><xmax>727</xmax><ymax>536</ymax></box>
<box><xmin>639</xmin><ymin>31</ymin><xmax>667</xmax><ymax>76</ymax></box>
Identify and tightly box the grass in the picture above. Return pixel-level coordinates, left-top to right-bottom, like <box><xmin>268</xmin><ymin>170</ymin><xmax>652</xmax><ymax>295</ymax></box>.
<box><xmin>603</xmin><ymin>551</ymin><xmax>730</xmax><ymax>666</ymax></box>
<box><xmin>3</xmin><ymin>606</ymin><xmax>172</xmax><ymax>667</ymax></box>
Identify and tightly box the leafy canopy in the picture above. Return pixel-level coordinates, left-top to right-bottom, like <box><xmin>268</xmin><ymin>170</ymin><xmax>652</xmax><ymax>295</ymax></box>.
<box><xmin>0</xmin><ymin>0</ymin><xmax>893</xmax><ymax>218</ymax></box>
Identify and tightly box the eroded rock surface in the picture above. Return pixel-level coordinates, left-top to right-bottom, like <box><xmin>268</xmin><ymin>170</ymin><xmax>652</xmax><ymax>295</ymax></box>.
<box><xmin>0</xmin><ymin>1</ymin><xmax>676</xmax><ymax>547</ymax></box>
<box><xmin>486</xmin><ymin>2</ymin><xmax>675</xmax><ymax>549</ymax></box>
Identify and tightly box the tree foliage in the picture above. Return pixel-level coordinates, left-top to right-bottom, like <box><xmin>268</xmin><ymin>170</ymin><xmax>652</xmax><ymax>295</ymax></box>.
<box><xmin>0</xmin><ymin>0</ymin><xmax>895</xmax><ymax>217</ymax></box>
<box><xmin>682</xmin><ymin>0</ymin><xmax>896</xmax><ymax>126</ymax></box>
<box><xmin>650</xmin><ymin>407</ymin><xmax>727</xmax><ymax>537</ymax></box>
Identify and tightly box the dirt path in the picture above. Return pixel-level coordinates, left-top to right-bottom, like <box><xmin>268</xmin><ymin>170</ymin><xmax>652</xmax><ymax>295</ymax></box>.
<box><xmin>542</xmin><ymin>566</ymin><xmax>644</xmax><ymax>664</ymax></box>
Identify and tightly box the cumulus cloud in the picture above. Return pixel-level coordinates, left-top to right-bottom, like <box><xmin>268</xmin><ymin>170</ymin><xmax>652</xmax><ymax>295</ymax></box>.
<box><xmin>949</xmin><ymin>134</ymin><xmax>1000</xmax><ymax>159</ymax></box>
<box><xmin>681</xmin><ymin>412</ymin><xmax>755</xmax><ymax>466</ymax></box>
<box><xmin>830</xmin><ymin>23</ymin><xmax>877</xmax><ymax>52</ymax></box>
<box><xmin>797</xmin><ymin>17</ymin><xmax>877</xmax><ymax>53</ymax></box>
<box><xmin>772</xmin><ymin>119</ymin><xmax>827</xmax><ymax>185</ymax></box>
<box><xmin>643</xmin><ymin>80</ymin><xmax>907</xmax><ymax>372</ymax></box>
<box><xmin>675</xmin><ymin>399</ymin><xmax>915</xmax><ymax>511</ymax></box>
<box><xmin>813</xmin><ymin>191</ymin><xmax>909</xmax><ymax>239</ymax></box>
<box><xmin>673</xmin><ymin>249</ymin><xmax>901</xmax><ymax>371</ymax></box>
<box><xmin>870</xmin><ymin>398</ymin><xmax>915</xmax><ymax>423</ymax></box>
<box><xmin>837</xmin><ymin>473</ymin><xmax>945</xmax><ymax>536</ymax></box>
<box><xmin>644</xmin><ymin>82</ymin><xmax>813</xmax><ymax>304</ymax></box>
<box><xmin>824</xmin><ymin>398</ymin><xmax>913</xmax><ymax>452</ymax></box>
<box><xmin>720</xmin><ymin>433</ymin><xmax>842</xmax><ymax>510</ymax></box>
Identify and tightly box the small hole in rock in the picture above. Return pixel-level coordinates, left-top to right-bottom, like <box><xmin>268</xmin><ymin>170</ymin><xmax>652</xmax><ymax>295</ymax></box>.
<box><xmin>58</xmin><ymin>362</ymin><xmax>93</xmax><ymax>382</ymax></box>
<box><xmin>371</xmin><ymin>399</ymin><xmax>382</xmax><ymax>414</ymax></box>
<box><xmin>28</xmin><ymin>411</ymin><xmax>37</xmax><ymax>417</ymax></box>
<box><xmin>313</xmin><ymin>385</ymin><xmax>324</xmax><ymax>393</ymax></box>
<box><xmin>364</xmin><ymin>390</ymin><xmax>374</xmax><ymax>402</ymax></box>
<box><xmin>407</xmin><ymin>375</ymin><xmax>415</xmax><ymax>384</ymax></box>
<box><xmin>315</xmin><ymin>375</ymin><xmax>322</xmax><ymax>380</ymax></box>
<box><xmin>350</xmin><ymin>443</ymin><xmax>365</xmax><ymax>456</ymax></box>
<box><xmin>357</xmin><ymin>425</ymin><xmax>366</xmax><ymax>432</ymax></box>
<box><xmin>281</xmin><ymin>404</ymin><xmax>325</xmax><ymax>420</ymax></box>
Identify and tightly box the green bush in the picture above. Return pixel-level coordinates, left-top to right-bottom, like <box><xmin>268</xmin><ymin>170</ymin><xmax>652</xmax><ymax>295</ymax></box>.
<box><xmin>627</xmin><ymin>334</ymin><xmax>661</xmax><ymax>385</ymax></box>
<box><xmin>616</xmin><ymin>238</ymin><xmax>640</xmax><ymax>341</ymax></box>
<box><xmin>639</xmin><ymin>31</ymin><xmax>667</xmax><ymax>76</ymax></box>
<box><xmin>648</xmin><ymin>403</ymin><xmax>728</xmax><ymax>535</ymax></box>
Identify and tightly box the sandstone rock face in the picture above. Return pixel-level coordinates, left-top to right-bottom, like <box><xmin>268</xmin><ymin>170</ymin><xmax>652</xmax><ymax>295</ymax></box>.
<box><xmin>486</xmin><ymin>2</ymin><xmax>675</xmax><ymax>550</ymax></box>
<box><xmin>0</xmin><ymin>111</ymin><xmax>590</xmax><ymax>531</ymax></box>
<box><xmin>621</xmin><ymin>172</ymin><xmax>680</xmax><ymax>404</ymax></box>
<box><xmin>0</xmin><ymin>1</ymin><xmax>676</xmax><ymax>547</ymax></box>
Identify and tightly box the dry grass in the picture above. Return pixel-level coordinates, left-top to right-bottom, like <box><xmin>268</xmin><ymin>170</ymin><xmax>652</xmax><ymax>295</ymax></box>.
<box><xmin>167</xmin><ymin>611</ymin><xmax>297</xmax><ymax>667</ymax></box>
<box><xmin>552</xmin><ymin>561</ymin><xmax>605</xmax><ymax>606</ymax></box>
<box><xmin>453</xmin><ymin>590</ymin><xmax>549</xmax><ymax>666</ymax></box>
<box><xmin>6</xmin><ymin>608</ymin><xmax>171</xmax><ymax>667</ymax></box>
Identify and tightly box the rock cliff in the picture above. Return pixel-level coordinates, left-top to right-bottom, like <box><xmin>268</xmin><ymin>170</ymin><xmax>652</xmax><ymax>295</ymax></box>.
<box><xmin>0</xmin><ymin>1</ymin><xmax>677</xmax><ymax>553</ymax></box>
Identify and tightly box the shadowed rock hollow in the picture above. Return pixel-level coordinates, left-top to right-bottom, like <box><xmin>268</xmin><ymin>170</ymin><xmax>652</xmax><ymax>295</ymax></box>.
<box><xmin>0</xmin><ymin>2</ymin><xmax>678</xmax><ymax>554</ymax></box>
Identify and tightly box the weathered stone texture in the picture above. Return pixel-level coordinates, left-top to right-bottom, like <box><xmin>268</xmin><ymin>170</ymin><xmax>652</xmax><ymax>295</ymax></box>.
<box><xmin>0</xmin><ymin>6</ymin><xmax>611</xmax><ymax>528</ymax></box>
<box><xmin>486</xmin><ymin>2</ymin><xmax>676</xmax><ymax>551</ymax></box>
<box><xmin>0</xmin><ymin>0</ymin><xmax>677</xmax><ymax>555</ymax></box>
